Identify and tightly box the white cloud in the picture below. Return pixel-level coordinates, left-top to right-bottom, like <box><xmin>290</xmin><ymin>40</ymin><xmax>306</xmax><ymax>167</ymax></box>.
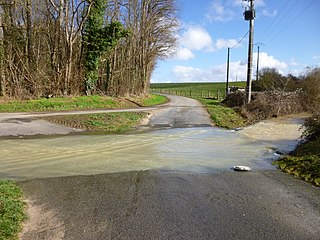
<box><xmin>173</xmin><ymin>47</ymin><xmax>195</xmax><ymax>60</ymax></box>
<box><xmin>254</xmin><ymin>0</ymin><xmax>266</xmax><ymax>7</ymax></box>
<box><xmin>173</xmin><ymin>25</ymin><xmax>241</xmax><ymax>59</ymax></box>
<box><xmin>168</xmin><ymin>52</ymin><xmax>289</xmax><ymax>83</ymax></box>
<box><xmin>261</xmin><ymin>9</ymin><xmax>277</xmax><ymax>17</ymax></box>
<box><xmin>254</xmin><ymin>52</ymin><xmax>288</xmax><ymax>70</ymax></box>
<box><xmin>206</xmin><ymin>1</ymin><xmax>236</xmax><ymax>22</ymax></box>
<box><xmin>172</xmin><ymin>63</ymin><xmax>247</xmax><ymax>83</ymax></box>
<box><xmin>211</xmin><ymin>61</ymin><xmax>247</xmax><ymax>82</ymax></box>
<box><xmin>232</xmin><ymin>0</ymin><xmax>265</xmax><ymax>8</ymax></box>
<box><xmin>172</xmin><ymin>66</ymin><xmax>213</xmax><ymax>82</ymax></box>
<box><xmin>208</xmin><ymin>0</ymin><xmax>271</xmax><ymax>22</ymax></box>
<box><xmin>312</xmin><ymin>55</ymin><xmax>320</xmax><ymax>60</ymax></box>
<box><xmin>289</xmin><ymin>58</ymin><xmax>300</xmax><ymax>67</ymax></box>
<box><xmin>214</xmin><ymin>39</ymin><xmax>240</xmax><ymax>50</ymax></box>
<box><xmin>181</xmin><ymin>26</ymin><xmax>213</xmax><ymax>51</ymax></box>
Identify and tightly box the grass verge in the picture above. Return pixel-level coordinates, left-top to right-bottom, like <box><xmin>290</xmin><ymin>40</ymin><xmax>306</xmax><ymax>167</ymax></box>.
<box><xmin>43</xmin><ymin>112</ymin><xmax>148</xmax><ymax>133</ymax></box>
<box><xmin>0</xmin><ymin>94</ymin><xmax>167</xmax><ymax>113</ymax></box>
<box><xmin>129</xmin><ymin>94</ymin><xmax>168</xmax><ymax>107</ymax></box>
<box><xmin>273</xmin><ymin>139</ymin><xmax>320</xmax><ymax>186</ymax></box>
<box><xmin>198</xmin><ymin>98</ymin><xmax>247</xmax><ymax>129</ymax></box>
<box><xmin>0</xmin><ymin>180</ymin><xmax>26</xmax><ymax>240</ymax></box>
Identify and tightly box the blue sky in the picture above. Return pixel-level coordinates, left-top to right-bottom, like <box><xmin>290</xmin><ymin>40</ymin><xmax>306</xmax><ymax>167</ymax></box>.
<box><xmin>151</xmin><ymin>0</ymin><xmax>320</xmax><ymax>83</ymax></box>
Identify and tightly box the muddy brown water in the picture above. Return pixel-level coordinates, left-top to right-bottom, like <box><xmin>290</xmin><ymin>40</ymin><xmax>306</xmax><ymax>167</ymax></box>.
<box><xmin>0</xmin><ymin>117</ymin><xmax>304</xmax><ymax>180</ymax></box>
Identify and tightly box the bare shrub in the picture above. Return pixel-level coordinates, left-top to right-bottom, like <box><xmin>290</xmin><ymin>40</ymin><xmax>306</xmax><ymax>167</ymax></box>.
<box><xmin>223</xmin><ymin>91</ymin><xmax>307</xmax><ymax>123</ymax></box>
<box><xmin>303</xmin><ymin>67</ymin><xmax>320</xmax><ymax>114</ymax></box>
<box><xmin>302</xmin><ymin>68</ymin><xmax>320</xmax><ymax>140</ymax></box>
<box><xmin>303</xmin><ymin>114</ymin><xmax>320</xmax><ymax>141</ymax></box>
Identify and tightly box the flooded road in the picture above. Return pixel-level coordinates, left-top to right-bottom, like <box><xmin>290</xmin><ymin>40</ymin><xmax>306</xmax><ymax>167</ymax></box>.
<box><xmin>3</xmin><ymin>95</ymin><xmax>317</xmax><ymax>240</ymax></box>
<box><xmin>0</xmin><ymin>117</ymin><xmax>303</xmax><ymax>180</ymax></box>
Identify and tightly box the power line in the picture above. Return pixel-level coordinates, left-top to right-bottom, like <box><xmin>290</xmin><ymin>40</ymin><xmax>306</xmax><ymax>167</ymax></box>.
<box><xmin>264</xmin><ymin>0</ymin><xmax>315</xmax><ymax>45</ymax></box>
<box><xmin>230</xmin><ymin>30</ymin><xmax>249</xmax><ymax>49</ymax></box>
<box><xmin>225</xmin><ymin>30</ymin><xmax>249</xmax><ymax>94</ymax></box>
<box><xmin>257</xmin><ymin>0</ymin><xmax>291</xmax><ymax>42</ymax></box>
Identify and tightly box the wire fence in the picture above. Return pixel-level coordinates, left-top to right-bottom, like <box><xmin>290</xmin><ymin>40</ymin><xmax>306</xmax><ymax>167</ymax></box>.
<box><xmin>150</xmin><ymin>89</ymin><xmax>226</xmax><ymax>100</ymax></box>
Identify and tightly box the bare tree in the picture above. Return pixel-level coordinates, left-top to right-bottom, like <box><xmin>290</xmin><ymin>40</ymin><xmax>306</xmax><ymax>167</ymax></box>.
<box><xmin>0</xmin><ymin>0</ymin><xmax>178</xmax><ymax>98</ymax></box>
<box><xmin>100</xmin><ymin>0</ymin><xmax>178</xmax><ymax>96</ymax></box>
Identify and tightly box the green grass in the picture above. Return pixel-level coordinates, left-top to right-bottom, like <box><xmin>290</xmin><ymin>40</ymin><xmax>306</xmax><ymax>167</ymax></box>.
<box><xmin>0</xmin><ymin>180</ymin><xmax>26</xmax><ymax>240</ymax></box>
<box><xmin>43</xmin><ymin>112</ymin><xmax>148</xmax><ymax>133</ymax></box>
<box><xmin>138</xmin><ymin>94</ymin><xmax>168</xmax><ymax>106</ymax></box>
<box><xmin>151</xmin><ymin>82</ymin><xmax>247</xmax><ymax>129</ymax></box>
<box><xmin>0</xmin><ymin>94</ymin><xmax>167</xmax><ymax>113</ymax></box>
<box><xmin>198</xmin><ymin>98</ymin><xmax>246</xmax><ymax>129</ymax></box>
<box><xmin>0</xmin><ymin>96</ymin><xmax>122</xmax><ymax>112</ymax></box>
<box><xmin>151</xmin><ymin>82</ymin><xmax>246</xmax><ymax>99</ymax></box>
<box><xmin>273</xmin><ymin>139</ymin><xmax>320</xmax><ymax>186</ymax></box>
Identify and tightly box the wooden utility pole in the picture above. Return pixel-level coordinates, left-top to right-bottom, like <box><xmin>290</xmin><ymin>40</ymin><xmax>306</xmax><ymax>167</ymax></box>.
<box><xmin>255</xmin><ymin>43</ymin><xmax>264</xmax><ymax>81</ymax></box>
<box><xmin>244</xmin><ymin>0</ymin><xmax>255</xmax><ymax>103</ymax></box>
<box><xmin>226</xmin><ymin>47</ymin><xmax>230</xmax><ymax>95</ymax></box>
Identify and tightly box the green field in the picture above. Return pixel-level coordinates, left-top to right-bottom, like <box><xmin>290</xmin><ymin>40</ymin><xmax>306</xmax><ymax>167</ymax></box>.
<box><xmin>150</xmin><ymin>82</ymin><xmax>246</xmax><ymax>100</ymax></box>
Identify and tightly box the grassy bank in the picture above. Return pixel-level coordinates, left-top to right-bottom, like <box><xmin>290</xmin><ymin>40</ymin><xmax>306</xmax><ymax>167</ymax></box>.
<box><xmin>0</xmin><ymin>94</ymin><xmax>166</xmax><ymax>133</ymax></box>
<box><xmin>273</xmin><ymin>139</ymin><xmax>320</xmax><ymax>186</ymax></box>
<box><xmin>0</xmin><ymin>180</ymin><xmax>26</xmax><ymax>240</ymax></box>
<box><xmin>43</xmin><ymin>112</ymin><xmax>148</xmax><ymax>133</ymax></box>
<box><xmin>197</xmin><ymin>98</ymin><xmax>246</xmax><ymax>129</ymax></box>
<box><xmin>151</xmin><ymin>82</ymin><xmax>247</xmax><ymax>129</ymax></box>
<box><xmin>0</xmin><ymin>94</ymin><xmax>166</xmax><ymax>113</ymax></box>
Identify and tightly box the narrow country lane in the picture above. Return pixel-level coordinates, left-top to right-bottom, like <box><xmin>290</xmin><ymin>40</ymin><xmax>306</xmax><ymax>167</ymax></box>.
<box><xmin>0</xmin><ymin>94</ymin><xmax>211</xmax><ymax>137</ymax></box>
<box><xmin>0</xmin><ymin>95</ymin><xmax>319</xmax><ymax>240</ymax></box>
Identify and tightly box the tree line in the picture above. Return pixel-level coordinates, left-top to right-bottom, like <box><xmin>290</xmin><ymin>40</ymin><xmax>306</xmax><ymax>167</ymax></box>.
<box><xmin>0</xmin><ymin>0</ymin><xmax>178</xmax><ymax>98</ymax></box>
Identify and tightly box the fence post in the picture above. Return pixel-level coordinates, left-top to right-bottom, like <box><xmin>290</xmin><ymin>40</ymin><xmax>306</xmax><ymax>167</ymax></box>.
<box><xmin>217</xmin><ymin>90</ymin><xmax>220</xmax><ymax>100</ymax></box>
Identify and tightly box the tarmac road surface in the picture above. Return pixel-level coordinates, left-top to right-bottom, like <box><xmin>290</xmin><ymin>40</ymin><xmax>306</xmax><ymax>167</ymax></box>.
<box><xmin>19</xmin><ymin>170</ymin><xmax>320</xmax><ymax>240</ymax></box>
<box><xmin>1</xmin><ymin>94</ymin><xmax>318</xmax><ymax>239</ymax></box>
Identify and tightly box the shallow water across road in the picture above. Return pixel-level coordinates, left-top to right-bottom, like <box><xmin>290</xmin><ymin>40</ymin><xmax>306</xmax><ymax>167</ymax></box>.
<box><xmin>0</xmin><ymin>117</ymin><xmax>304</xmax><ymax>180</ymax></box>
